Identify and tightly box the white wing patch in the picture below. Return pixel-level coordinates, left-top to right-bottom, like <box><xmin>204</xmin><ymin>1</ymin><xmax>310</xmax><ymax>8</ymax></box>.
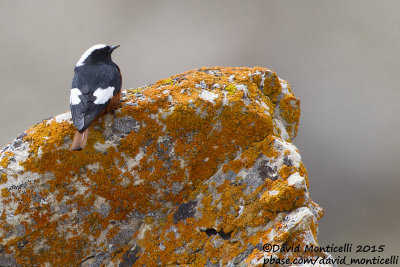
<box><xmin>93</xmin><ymin>87</ymin><xmax>115</xmax><ymax>104</ymax></box>
<box><xmin>70</xmin><ymin>88</ymin><xmax>82</xmax><ymax>105</ymax></box>
<box><xmin>76</xmin><ymin>44</ymin><xmax>107</xmax><ymax>67</ymax></box>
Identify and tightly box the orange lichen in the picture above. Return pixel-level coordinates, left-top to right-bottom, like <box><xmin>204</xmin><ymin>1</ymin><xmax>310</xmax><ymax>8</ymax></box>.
<box><xmin>298</xmin><ymin>162</ymin><xmax>310</xmax><ymax>188</ymax></box>
<box><xmin>279</xmin><ymin>165</ymin><xmax>293</xmax><ymax>179</ymax></box>
<box><xmin>0</xmin><ymin>152</ymin><xmax>13</xmax><ymax>168</ymax></box>
<box><xmin>280</xmin><ymin>94</ymin><xmax>300</xmax><ymax>124</ymax></box>
<box><xmin>260</xmin><ymin>180</ymin><xmax>306</xmax><ymax>219</ymax></box>
<box><xmin>262</xmin><ymin>71</ymin><xmax>281</xmax><ymax>104</ymax></box>
<box><xmin>1</xmin><ymin>188</ymin><xmax>10</xmax><ymax>198</ymax></box>
<box><xmin>1</xmin><ymin>173</ymin><xmax>7</xmax><ymax>184</ymax></box>
<box><xmin>279</xmin><ymin>94</ymin><xmax>301</xmax><ymax>139</ymax></box>
<box><xmin>0</xmin><ymin>67</ymin><xmax>321</xmax><ymax>266</ymax></box>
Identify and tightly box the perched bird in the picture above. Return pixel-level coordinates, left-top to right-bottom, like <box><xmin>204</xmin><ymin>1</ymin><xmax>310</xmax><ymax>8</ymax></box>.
<box><xmin>70</xmin><ymin>44</ymin><xmax>122</xmax><ymax>150</ymax></box>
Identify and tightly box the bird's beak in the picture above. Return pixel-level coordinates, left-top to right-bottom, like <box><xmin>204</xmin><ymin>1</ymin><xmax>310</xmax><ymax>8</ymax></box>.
<box><xmin>109</xmin><ymin>45</ymin><xmax>120</xmax><ymax>52</ymax></box>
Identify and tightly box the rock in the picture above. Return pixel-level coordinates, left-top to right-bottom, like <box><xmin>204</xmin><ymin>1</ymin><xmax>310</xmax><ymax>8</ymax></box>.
<box><xmin>0</xmin><ymin>67</ymin><xmax>332</xmax><ymax>266</ymax></box>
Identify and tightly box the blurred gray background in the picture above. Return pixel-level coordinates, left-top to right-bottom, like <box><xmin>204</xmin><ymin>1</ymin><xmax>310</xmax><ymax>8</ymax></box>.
<box><xmin>1</xmin><ymin>0</ymin><xmax>399</xmax><ymax>260</ymax></box>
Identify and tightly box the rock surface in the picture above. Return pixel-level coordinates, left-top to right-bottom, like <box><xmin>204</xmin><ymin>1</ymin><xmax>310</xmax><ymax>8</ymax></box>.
<box><xmin>0</xmin><ymin>67</ymin><xmax>332</xmax><ymax>266</ymax></box>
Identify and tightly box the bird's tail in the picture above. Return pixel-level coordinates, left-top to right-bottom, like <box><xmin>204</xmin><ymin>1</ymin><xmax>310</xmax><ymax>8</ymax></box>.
<box><xmin>70</xmin><ymin>128</ymin><xmax>89</xmax><ymax>151</ymax></box>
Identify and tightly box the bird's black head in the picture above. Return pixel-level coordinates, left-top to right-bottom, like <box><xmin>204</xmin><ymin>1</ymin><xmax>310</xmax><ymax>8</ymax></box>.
<box><xmin>76</xmin><ymin>44</ymin><xmax>120</xmax><ymax>67</ymax></box>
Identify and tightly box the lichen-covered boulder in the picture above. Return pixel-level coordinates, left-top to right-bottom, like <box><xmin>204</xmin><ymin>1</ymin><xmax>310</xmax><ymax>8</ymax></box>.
<box><xmin>0</xmin><ymin>67</ymin><xmax>331</xmax><ymax>266</ymax></box>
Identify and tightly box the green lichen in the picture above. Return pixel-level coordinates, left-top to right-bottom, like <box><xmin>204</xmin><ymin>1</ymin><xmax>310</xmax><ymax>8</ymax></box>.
<box><xmin>224</xmin><ymin>84</ymin><xmax>236</xmax><ymax>95</ymax></box>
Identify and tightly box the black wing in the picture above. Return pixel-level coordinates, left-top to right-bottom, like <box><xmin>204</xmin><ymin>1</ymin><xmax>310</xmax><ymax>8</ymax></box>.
<box><xmin>70</xmin><ymin>63</ymin><xmax>122</xmax><ymax>131</ymax></box>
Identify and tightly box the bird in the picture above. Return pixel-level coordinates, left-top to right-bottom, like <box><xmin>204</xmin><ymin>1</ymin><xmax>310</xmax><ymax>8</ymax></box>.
<box><xmin>70</xmin><ymin>44</ymin><xmax>122</xmax><ymax>150</ymax></box>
